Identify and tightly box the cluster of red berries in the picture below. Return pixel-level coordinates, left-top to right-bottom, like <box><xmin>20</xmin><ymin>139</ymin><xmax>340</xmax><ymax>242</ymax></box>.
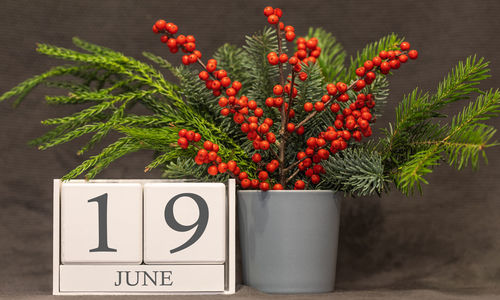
<box><xmin>177</xmin><ymin>129</ymin><xmax>284</xmax><ymax>191</ymax></box>
<box><xmin>178</xmin><ymin>129</ymin><xmax>241</xmax><ymax>176</ymax></box>
<box><xmin>153</xmin><ymin>19</ymin><xmax>201</xmax><ymax>65</ymax></box>
<box><xmin>155</xmin><ymin>6</ymin><xmax>419</xmax><ymax>191</ymax></box>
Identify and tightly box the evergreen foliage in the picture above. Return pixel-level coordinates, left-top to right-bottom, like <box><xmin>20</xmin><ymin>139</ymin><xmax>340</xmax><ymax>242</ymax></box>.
<box><xmin>1</xmin><ymin>28</ymin><xmax>498</xmax><ymax>196</ymax></box>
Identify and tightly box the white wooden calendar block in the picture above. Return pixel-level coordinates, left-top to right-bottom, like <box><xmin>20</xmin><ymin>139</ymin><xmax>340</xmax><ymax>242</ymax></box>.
<box><xmin>60</xmin><ymin>182</ymin><xmax>142</xmax><ymax>264</ymax></box>
<box><xmin>143</xmin><ymin>183</ymin><xmax>226</xmax><ymax>264</ymax></box>
<box><xmin>54</xmin><ymin>179</ymin><xmax>236</xmax><ymax>295</ymax></box>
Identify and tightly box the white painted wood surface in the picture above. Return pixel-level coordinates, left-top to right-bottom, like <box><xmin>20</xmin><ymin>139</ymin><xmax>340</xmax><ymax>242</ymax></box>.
<box><xmin>60</xmin><ymin>182</ymin><xmax>143</xmax><ymax>264</ymax></box>
<box><xmin>53</xmin><ymin>179</ymin><xmax>236</xmax><ymax>295</ymax></box>
<box><xmin>143</xmin><ymin>183</ymin><xmax>226</xmax><ymax>264</ymax></box>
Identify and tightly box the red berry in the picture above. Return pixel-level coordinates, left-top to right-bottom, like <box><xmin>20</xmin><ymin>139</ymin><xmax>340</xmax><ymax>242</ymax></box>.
<box><xmin>304</xmin><ymin>102</ymin><xmax>313</xmax><ymax>112</ymax></box>
<box><xmin>364</xmin><ymin>60</ymin><xmax>374</xmax><ymax>70</ymax></box>
<box><xmin>355</xmin><ymin>67</ymin><xmax>366</xmax><ymax>77</ymax></box>
<box><xmin>408</xmin><ymin>50</ymin><xmax>418</xmax><ymax>59</ymax></box>
<box><xmin>400</xmin><ymin>41</ymin><xmax>411</xmax><ymax>51</ymax></box>
<box><xmin>220</xmin><ymin>76</ymin><xmax>231</xmax><ymax>87</ymax></box>
<box><xmin>178</xmin><ymin>129</ymin><xmax>187</xmax><ymax>137</ymax></box>
<box><xmin>336</xmin><ymin>82</ymin><xmax>347</xmax><ymax>93</ymax></box>
<box><xmin>365</xmin><ymin>71</ymin><xmax>376</xmax><ymax>81</ymax></box>
<box><xmin>206</xmin><ymin>62</ymin><xmax>216</xmax><ymax>73</ymax></box>
<box><xmin>361</xmin><ymin>112</ymin><xmax>372</xmax><ymax>121</ymax></box>
<box><xmin>273</xmin><ymin>97</ymin><xmax>283</xmax><ymax>107</ymax></box>
<box><xmin>254</xmin><ymin>107</ymin><xmax>264</xmax><ymax>117</ymax></box>
<box><xmin>268</xmin><ymin>54</ymin><xmax>279</xmax><ymax>65</ymax></box>
<box><xmin>338</xmin><ymin>93</ymin><xmax>349</xmax><ymax>102</ymax></box>
<box><xmin>160</xmin><ymin>35</ymin><xmax>169</xmax><ymax>43</ymax></box>
<box><xmin>273</xmin><ymin>183</ymin><xmax>284</xmax><ymax>190</ymax></box>
<box><xmin>296</xmin><ymin>126</ymin><xmax>305</xmax><ymax>135</ymax></box>
<box><xmin>188</xmin><ymin>54</ymin><xmax>197</xmax><ymax>64</ymax></box>
<box><xmin>186</xmin><ymin>35</ymin><xmax>196</xmax><ymax>43</ymax></box>
<box><xmin>265</xmin><ymin>97</ymin><xmax>274</xmax><ymax>107</ymax></box>
<box><xmin>379</xmin><ymin>51</ymin><xmax>388</xmax><ymax>59</ymax></box>
<box><xmin>273</xmin><ymin>85</ymin><xmax>283</xmax><ymax>95</ymax></box>
<box><xmin>177</xmin><ymin>137</ymin><xmax>188</xmax><ymax>149</ymax></box>
<box><xmin>199</xmin><ymin>71</ymin><xmax>209</xmax><ymax>81</ymax></box>
<box><xmin>399</xmin><ymin>54</ymin><xmax>409</xmax><ymax>63</ymax></box>
<box><xmin>288</xmin><ymin>56</ymin><xmax>299</xmax><ymax>65</ymax></box>
<box><xmin>389</xmin><ymin>59</ymin><xmax>400</xmax><ymax>69</ymax></box>
<box><xmin>252</xmin><ymin>153</ymin><xmax>262</xmax><ymax>163</ymax></box>
<box><xmin>251</xmin><ymin>179</ymin><xmax>260</xmax><ymax>188</ymax></box>
<box><xmin>266</xmin><ymin>132</ymin><xmax>276</xmax><ymax>143</ymax></box>
<box><xmin>380</xmin><ymin>61</ymin><xmax>391</xmax><ymax>74</ymax></box>
<box><xmin>307</xmin><ymin>137</ymin><xmax>317</xmax><ymax>148</ymax></box>
<box><xmin>218</xmin><ymin>163</ymin><xmax>228</xmax><ymax>173</ymax></box>
<box><xmin>155</xmin><ymin>20</ymin><xmax>166</xmax><ymax>30</ymax></box>
<box><xmin>167</xmin><ymin>23</ymin><xmax>178</xmax><ymax>34</ymax></box>
<box><xmin>218</xmin><ymin>97</ymin><xmax>228</xmax><ymax>107</ymax></box>
<box><xmin>359</xmin><ymin>119</ymin><xmax>369</xmax><ymax>129</ymax></box>
<box><xmin>184</xmin><ymin>42</ymin><xmax>196</xmax><ymax>52</ymax></box>
<box><xmin>181</xmin><ymin>55</ymin><xmax>190</xmax><ymax>65</ymax></box>
<box><xmin>211</xmin><ymin>80</ymin><xmax>221</xmax><ymax>90</ymax></box>
<box><xmin>285</xmin><ymin>31</ymin><xmax>296</xmax><ymax>41</ymax></box>
<box><xmin>355</xmin><ymin>79</ymin><xmax>366</xmax><ymax>90</ymax></box>
<box><xmin>241</xmin><ymin>178</ymin><xmax>251</xmax><ymax>189</ymax></box>
<box><xmin>152</xmin><ymin>25</ymin><xmax>159</xmax><ymax>33</ymax></box>
<box><xmin>259</xmin><ymin>182</ymin><xmax>270</xmax><ymax>191</ymax></box>
<box><xmin>306</xmin><ymin>39</ymin><xmax>318</xmax><ymax>49</ymax></box>
<box><xmin>176</xmin><ymin>35</ymin><xmax>186</xmax><ymax>44</ymax></box>
<box><xmin>208</xmin><ymin>165</ymin><xmax>218</xmax><ymax>175</ymax></box>
<box><xmin>232</xmin><ymin>81</ymin><xmax>242</xmax><ymax>91</ymax></box>
<box><xmin>326</xmin><ymin>83</ymin><xmax>337</xmax><ymax>95</ymax></box>
<box><xmin>203</xmin><ymin>140</ymin><xmax>213</xmax><ymax>151</ymax></box>
<box><xmin>263</xmin><ymin>6</ymin><xmax>274</xmax><ymax>16</ymax></box>
<box><xmin>274</xmin><ymin>7</ymin><xmax>283</xmax><ymax>17</ymax></box>
<box><xmin>294</xmin><ymin>180</ymin><xmax>305</xmax><ymax>190</ymax></box>
<box><xmin>268</xmin><ymin>14</ymin><xmax>279</xmax><ymax>24</ymax></box>
<box><xmin>279</xmin><ymin>53</ymin><xmax>288</xmax><ymax>63</ymax></box>
<box><xmin>258</xmin><ymin>171</ymin><xmax>269</xmax><ymax>181</ymax></box>
<box><xmin>330</xmin><ymin>103</ymin><xmax>340</xmax><ymax>113</ymax></box>
<box><xmin>372</xmin><ymin>56</ymin><xmax>382</xmax><ymax>66</ymax></box>
<box><xmin>286</xmin><ymin>123</ymin><xmax>296</xmax><ymax>133</ymax></box>
<box><xmin>266</xmin><ymin>163</ymin><xmax>277</xmax><ymax>173</ymax></box>
<box><xmin>260</xmin><ymin>140</ymin><xmax>270</xmax><ymax>150</ymax></box>
<box><xmin>299</xmin><ymin>72</ymin><xmax>308</xmax><ymax>81</ymax></box>
<box><xmin>226</xmin><ymin>88</ymin><xmax>237</xmax><ymax>96</ymax></box>
<box><xmin>194</xmin><ymin>133</ymin><xmax>201</xmax><ymax>142</ymax></box>
<box><xmin>185</xmin><ymin>130</ymin><xmax>195</xmax><ymax>141</ymax></box>
<box><xmin>314</xmin><ymin>102</ymin><xmax>325</xmax><ymax>111</ymax></box>
<box><xmin>311</xmin><ymin>174</ymin><xmax>321</xmax><ymax>184</ymax></box>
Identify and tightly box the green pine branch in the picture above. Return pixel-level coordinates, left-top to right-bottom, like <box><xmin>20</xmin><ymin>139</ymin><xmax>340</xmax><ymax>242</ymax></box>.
<box><xmin>323</xmin><ymin>147</ymin><xmax>389</xmax><ymax>196</ymax></box>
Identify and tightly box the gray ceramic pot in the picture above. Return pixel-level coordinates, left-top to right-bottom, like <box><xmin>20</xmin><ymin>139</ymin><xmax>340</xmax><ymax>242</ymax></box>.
<box><xmin>238</xmin><ymin>190</ymin><xmax>341</xmax><ymax>294</ymax></box>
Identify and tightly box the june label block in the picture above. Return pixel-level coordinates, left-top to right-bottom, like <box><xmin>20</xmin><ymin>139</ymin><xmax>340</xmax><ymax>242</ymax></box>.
<box><xmin>60</xmin><ymin>183</ymin><xmax>143</xmax><ymax>264</ymax></box>
<box><xmin>143</xmin><ymin>183</ymin><xmax>226</xmax><ymax>264</ymax></box>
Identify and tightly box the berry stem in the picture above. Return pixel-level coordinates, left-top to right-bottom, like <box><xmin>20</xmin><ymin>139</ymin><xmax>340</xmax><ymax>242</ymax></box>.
<box><xmin>275</xmin><ymin>23</ymin><xmax>288</xmax><ymax>186</ymax></box>
<box><xmin>286</xmin><ymin>167</ymin><xmax>301</xmax><ymax>184</ymax></box>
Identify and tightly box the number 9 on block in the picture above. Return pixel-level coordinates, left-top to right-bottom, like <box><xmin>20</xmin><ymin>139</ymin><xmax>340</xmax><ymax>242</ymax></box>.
<box><xmin>144</xmin><ymin>183</ymin><xmax>226</xmax><ymax>264</ymax></box>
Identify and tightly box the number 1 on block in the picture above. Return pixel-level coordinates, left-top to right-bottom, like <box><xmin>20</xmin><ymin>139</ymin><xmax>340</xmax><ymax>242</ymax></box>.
<box><xmin>60</xmin><ymin>183</ymin><xmax>142</xmax><ymax>264</ymax></box>
<box><xmin>143</xmin><ymin>183</ymin><xmax>226</xmax><ymax>264</ymax></box>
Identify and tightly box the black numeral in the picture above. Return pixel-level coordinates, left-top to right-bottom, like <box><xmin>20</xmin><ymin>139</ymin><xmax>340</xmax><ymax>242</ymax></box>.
<box><xmin>88</xmin><ymin>193</ymin><xmax>117</xmax><ymax>252</ymax></box>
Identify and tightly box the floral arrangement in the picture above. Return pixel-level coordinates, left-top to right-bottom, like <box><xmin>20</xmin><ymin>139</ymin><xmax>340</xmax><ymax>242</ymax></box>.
<box><xmin>1</xmin><ymin>6</ymin><xmax>498</xmax><ymax>195</ymax></box>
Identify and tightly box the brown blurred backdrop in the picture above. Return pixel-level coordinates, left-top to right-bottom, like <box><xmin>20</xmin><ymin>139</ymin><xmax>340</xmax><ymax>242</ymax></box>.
<box><xmin>1</xmin><ymin>0</ymin><xmax>500</xmax><ymax>296</ymax></box>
